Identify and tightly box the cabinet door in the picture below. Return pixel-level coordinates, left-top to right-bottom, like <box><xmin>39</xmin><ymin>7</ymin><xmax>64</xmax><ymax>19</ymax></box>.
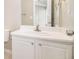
<box><xmin>36</xmin><ymin>40</ymin><xmax>72</xmax><ymax>59</ymax></box>
<box><xmin>12</xmin><ymin>37</ymin><xmax>35</xmax><ymax>59</ymax></box>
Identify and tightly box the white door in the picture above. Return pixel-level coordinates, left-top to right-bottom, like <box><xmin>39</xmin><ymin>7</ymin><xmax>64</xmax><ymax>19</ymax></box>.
<box><xmin>12</xmin><ymin>37</ymin><xmax>35</xmax><ymax>59</ymax></box>
<box><xmin>36</xmin><ymin>40</ymin><xmax>72</xmax><ymax>59</ymax></box>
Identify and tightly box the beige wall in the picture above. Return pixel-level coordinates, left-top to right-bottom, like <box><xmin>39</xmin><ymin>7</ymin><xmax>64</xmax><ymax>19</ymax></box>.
<box><xmin>22</xmin><ymin>0</ymin><xmax>33</xmax><ymax>25</ymax></box>
<box><xmin>4</xmin><ymin>0</ymin><xmax>21</xmax><ymax>31</ymax></box>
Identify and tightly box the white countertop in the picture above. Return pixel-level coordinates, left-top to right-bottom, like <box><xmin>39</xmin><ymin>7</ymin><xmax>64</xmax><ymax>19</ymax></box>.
<box><xmin>11</xmin><ymin>29</ymin><xmax>74</xmax><ymax>44</ymax></box>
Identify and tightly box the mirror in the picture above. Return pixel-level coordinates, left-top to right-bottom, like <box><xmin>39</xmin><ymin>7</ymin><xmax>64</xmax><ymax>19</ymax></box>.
<box><xmin>21</xmin><ymin>0</ymin><xmax>54</xmax><ymax>26</ymax></box>
<box><xmin>21</xmin><ymin>0</ymin><xmax>74</xmax><ymax>29</ymax></box>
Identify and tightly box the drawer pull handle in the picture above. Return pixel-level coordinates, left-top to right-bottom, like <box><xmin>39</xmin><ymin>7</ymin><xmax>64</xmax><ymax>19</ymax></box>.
<box><xmin>31</xmin><ymin>42</ymin><xmax>34</xmax><ymax>45</ymax></box>
<box><xmin>39</xmin><ymin>43</ymin><xmax>42</xmax><ymax>46</ymax></box>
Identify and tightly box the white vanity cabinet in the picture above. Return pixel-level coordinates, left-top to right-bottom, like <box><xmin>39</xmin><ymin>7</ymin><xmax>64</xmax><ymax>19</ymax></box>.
<box><xmin>12</xmin><ymin>35</ymin><xmax>73</xmax><ymax>59</ymax></box>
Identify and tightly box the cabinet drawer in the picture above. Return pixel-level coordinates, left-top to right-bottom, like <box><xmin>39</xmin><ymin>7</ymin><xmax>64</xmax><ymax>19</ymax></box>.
<box><xmin>12</xmin><ymin>36</ymin><xmax>35</xmax><ymax>43</ymax></box>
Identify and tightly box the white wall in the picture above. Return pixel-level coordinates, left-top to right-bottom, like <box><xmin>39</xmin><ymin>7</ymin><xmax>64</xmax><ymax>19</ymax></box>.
<box><xmin>4</xmin><ymin>0</ymin><xmax>21</xmax><ymax>31</ymax></box>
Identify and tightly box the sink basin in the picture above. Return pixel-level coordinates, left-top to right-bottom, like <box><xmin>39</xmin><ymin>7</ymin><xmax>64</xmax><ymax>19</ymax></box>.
<box><xmin>19</xmin><ymin>25</ymin><xmax>71</xmax><ymax>37</ymax></box>
<box><xmin>19</xmin><ymin>28</ymin><xmax>69</xmax><ymax>39</ymax></box>
<box><xmin>19</xmin><ymin>29</ymin><xmax>51</xmax><ymax>36</ymax></box>
<box><xmin>20</xmin><ymin>25</ymin><xmax>67</xmax><ymax>33</ymax></box>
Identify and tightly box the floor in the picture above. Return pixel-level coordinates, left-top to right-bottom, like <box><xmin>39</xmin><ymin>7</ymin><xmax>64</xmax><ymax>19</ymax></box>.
<box><xmin>4</xmin><ymin>39</ymin><xmax>12</xmax><ymax>59</ymax></box>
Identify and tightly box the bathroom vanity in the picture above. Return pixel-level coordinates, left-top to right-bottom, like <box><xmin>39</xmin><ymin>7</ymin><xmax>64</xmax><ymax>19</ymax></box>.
<box><xmin>11</xmin><ymin>25</ymin><xmax>74</xmax><ymax>59</ymax></box>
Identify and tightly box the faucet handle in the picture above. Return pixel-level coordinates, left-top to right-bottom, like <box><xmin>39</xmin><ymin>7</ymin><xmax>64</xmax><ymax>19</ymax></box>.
<box><xmin>36</xmin><ymin>25</ymin><xmax>39</xmax><ymax>29</ymax></box>
<box><xmin>34</xmin><ymin>25</ymin><xmax>41</xmax><ymax>32</ymax></box>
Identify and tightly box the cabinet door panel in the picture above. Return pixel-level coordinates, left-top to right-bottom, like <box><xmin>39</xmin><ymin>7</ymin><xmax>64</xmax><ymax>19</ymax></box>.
<box><xmin>12</xmin><ymin>37</ymin><xmax>35</xmax><ymax>59</ymax></box>
<box><xmin>36</xmin><ymin>40</ymin><xmax>72</xmax><ymax>59</ymax></box>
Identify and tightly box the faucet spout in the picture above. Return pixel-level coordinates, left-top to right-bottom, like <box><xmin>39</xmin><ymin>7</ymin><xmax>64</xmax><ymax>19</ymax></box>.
<box><xmin>34</xmin><ymin>25</ymin><xmax>41</xmax><ymax>32</ymax></box>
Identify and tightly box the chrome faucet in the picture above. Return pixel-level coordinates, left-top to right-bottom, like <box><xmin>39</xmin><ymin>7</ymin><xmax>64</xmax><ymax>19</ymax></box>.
<box><xmin>34</xmin><ymin>25</ymin><xmax>41</xmax><ymax>32</ymax></box>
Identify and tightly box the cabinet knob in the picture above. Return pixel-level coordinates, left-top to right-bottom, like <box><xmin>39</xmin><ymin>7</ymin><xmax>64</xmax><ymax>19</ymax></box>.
<box><xmin>31</xmin><ymin>42</ymin><xmax>34</xmax><ymax>45</ymax></box>
<box><xmin>39</xmin><ymin>43</ymin><xmax>42</xmax><ymax>46</ymax></box>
